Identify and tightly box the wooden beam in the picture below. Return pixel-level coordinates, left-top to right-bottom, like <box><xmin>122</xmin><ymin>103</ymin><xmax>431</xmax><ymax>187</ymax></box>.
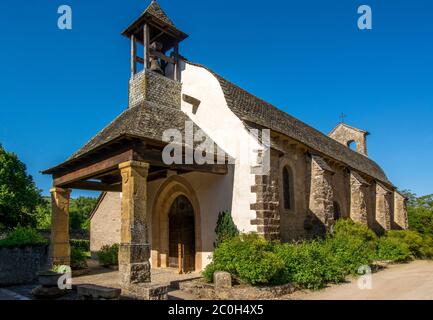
<box><xmin>136</xmin><ymin>56</ymin><xmax>144</xmax><ymax>65</ymax></box>
<box><xmin>131</xmin><ymin>34</ymin><xmax>137</xmax><ymax>77</ymax></box>
<box><xmin>174</xmin><ymin>43</ymin><xmax>180</xmax><ymax>81</ymax></box>
<box><xmin>150</xmin><ymin>30</ymin><xmax>165</xmax><ymax>44</ymax></box>
<box><xmin>149</xmin><ymin>49</ymin><xmax>175</xmax><ymax>65</ymax></box>
<box><xmin>54</xmin><ymin>150</ymin><xmax>134</xmax><ymax>187</ymax></box>
<box><xmin>143</xmin><ymin>24</ymin><xmax>150</xmax><ymax>70</ymax></box>
<box><xmin>133</xmin><ymin>147</ymin><xmax>228</xmax><ymax>175</ymax></box>
<box><xmin>53</xmin><ymin>144</ymin><xmax>228</xmax><ymax>188</ymax></box>
<box><xmin>65</xmin><ymin>181</ymin><xmax>122</xmax><ymax>192</ymax></box>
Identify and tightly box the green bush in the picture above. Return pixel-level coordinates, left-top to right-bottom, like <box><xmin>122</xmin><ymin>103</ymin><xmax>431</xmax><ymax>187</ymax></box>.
<box><xmin>0</xmin><ymin>226</ymin><xmax>47</xmax><ymax>248</ymax></box>
<box><xmin>70</xmin><ymin>239</ymin><xmax>90</xmax><ymax>252</ymax></box>
<box><xmin>326</xmin><ymin>220</ymin><xmax>378</xmax><ymax>275</ymax></box>
<box><xmin>204</xmin><ymin>234</ymin><xmax>284</xmax><ymax>285</ymax></box>
<box><xmin>376</xmin><ymin>236</ymin><xmax>412</xmax><ymax>262</ymax></box>
<box><xmin>377</xmin><ymin>230</ymin><xmax>433</xmax><ymax>261</ymax></box>
<box><xmin>214</xmin><ymin>212</ymin><xmax>239</xmax><ymax>248</ymax></box>
<box><xmin>97</xmin><ymin>244</ymin><xmax>119</xmax><ymax>267</ymax></box>
<box><xmin>203</xmin><ymin>219</ymin><xmax>433</xmax><ymax>290</ymax></box>
<box><xmin>273</xmin><ymin>241</ymin><xmax>346</xmax><ymax>290</ymax></box>
<box><xmin>71</xmin><ymin>246</ymin><xmax>88</xmax><ymax>270</ymax></box>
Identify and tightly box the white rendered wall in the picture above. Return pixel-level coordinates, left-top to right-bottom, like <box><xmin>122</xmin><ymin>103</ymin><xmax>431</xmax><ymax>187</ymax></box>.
<box><xmin>179</xmin><ymin>60</ymin><xmax>260</xmax><ymax>234</ymax></box>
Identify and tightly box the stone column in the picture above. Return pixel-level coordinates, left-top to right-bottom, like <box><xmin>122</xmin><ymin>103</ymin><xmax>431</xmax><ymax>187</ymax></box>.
<box><xmin>118</xmin><ymin>161</ymin><xmax>151</xmax><ymax>290</ymax></box>
<box><xmin>394</xmin><ymin>191</ymin><xmax>409</xmax><ymax>229</ymax></box>
<box><xmin>50</xmin><ymin>187</ymin><xmax>71</xmax><ymax>266</ymax></box>
<box><xmin>308</xmin><ymin>156</ymin><xmax>335</xmax><ymax>234</ymax></box>
<box><xmin>350</xmin><ymin>171</ymin><xmax>369</xmax><ymax>225</ymax></box>
<box><xmin>376</xmin><ymin>183</ymin><xmax>392</xmax><ymax>231</ymax></box>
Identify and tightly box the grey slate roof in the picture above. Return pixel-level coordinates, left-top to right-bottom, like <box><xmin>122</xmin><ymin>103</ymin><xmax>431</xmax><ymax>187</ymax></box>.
<box><xmin>69</xmin><ymin>101</ymin><xmax>195</xmax><ymax>161</ymax></box>
<box><xmin>186</xmin><ymin>60</ymin><xmax>391</xmax><ymax>185</ymax></box>
<box><xmin>143</xmin><ymin>0</ymin><xmax>175</xmax><ymax>28</ymax></box>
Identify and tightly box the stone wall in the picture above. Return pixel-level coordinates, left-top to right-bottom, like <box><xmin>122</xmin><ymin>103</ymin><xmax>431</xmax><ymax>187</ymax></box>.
<box><xmin>278</xmin><ymin>145</ymin><xmax>310</xmax><ymax>241</ymax></box>
<box><xmin>307</xmin><ymin>155</ymin><xmax>335</xmax><ymax>236</ymax></box>
<box><xmin>375</xmin><ymin>183</ymin><xmax>393</xmax><ymax>233</ymax></box>
<box><xmin>349</xmin><ymin>171</ymin><xmax>369</xmax><ymax>225</ymax></box>
<box><xmin>128</xmin><ymin>70</ymin><xmax>182</xmax><ymax>109</ymax></box>
<box><xmin>90</xmin><ymin>192</ymin><xmax>121</xmax><ymax>258</ymax></box>
<box><xmin>394</xmin><ymin>191</ymin><xmax>409</xmax><ymax>230</ymax></box>
<box><xmin>0</xmin><ymin>245</ymin><xmax>49</xmax><ymax>285</ymax></box>
<box><xmin>331</xmin><ymin>164</ymin><xmax>351</xmax><ymax>219</ymax></box>
<box><xmin>329</xmin><ymin>123</ymin><xmax>368</xmax><ymax>156</ymax></box>
<box><xmin>250</xmin><ymin>150</ymin><xmax>280</xmax><ymax>241</ymax></box>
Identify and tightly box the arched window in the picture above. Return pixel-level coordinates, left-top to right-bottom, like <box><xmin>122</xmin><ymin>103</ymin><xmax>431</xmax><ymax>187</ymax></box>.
<box><xmin>333</xmin><ymin>201</ymin><xmax>341</xmax><ymax>221</ymax></box>
<box><xmin>283</xmin><ymin>166</ymin><xmax>294</xmax><ymax>211</ymax></box>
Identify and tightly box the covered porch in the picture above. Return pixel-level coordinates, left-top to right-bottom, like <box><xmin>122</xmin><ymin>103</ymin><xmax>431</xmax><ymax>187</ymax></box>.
<box><xmin>43</xmin><ymin>134</ymin><xmax>227</xmax><ymax>295</ymax></box>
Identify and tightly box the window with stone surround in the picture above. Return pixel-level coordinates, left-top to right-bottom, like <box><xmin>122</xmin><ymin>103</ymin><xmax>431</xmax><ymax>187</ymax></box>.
<box><xmin>283</xmin><ymin>166</ymin><xmax>295</xmax><ymax>212</ymax></box>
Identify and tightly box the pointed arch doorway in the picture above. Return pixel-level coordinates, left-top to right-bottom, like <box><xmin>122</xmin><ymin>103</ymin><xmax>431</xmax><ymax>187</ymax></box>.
<box><xmin>168</xmin><ymin>195</ymin><xmax>196</xmax><ymax>272</ymax></box>
<box><xmin>151</xmin><ymin>176</ymin><xmax>202</xmax><ymax>272</ymax></box>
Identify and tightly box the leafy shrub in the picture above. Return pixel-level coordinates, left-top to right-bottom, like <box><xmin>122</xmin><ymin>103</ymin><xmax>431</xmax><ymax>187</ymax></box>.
<box><xmin>70</xmin><ymin>239</ymin><xmax>90</xmax><ymax>252</ymax></box>
<box><xmin>204</xmin><ymin>234</ymin><xmax>284</xmax><ymax>285</ymax></box>
<box><xmin>214</xmin><ymin>212</ymin><xmax>239</xmax><ymax>248</ymax></box>
<box><xmin>97</xmin><ymin>244</ymin><xmax>119</xmax><ymax>267</ymax></box>
<box><xmin>377</xmin><ymin>230</ymin><xmax>433</xmax><ymax>261</ymax></box>
<box><xmin>0</xmin><ymin>226</ymin><xmax>47</xmax><ymax>248</ymax></box>
<box><xmin>273</xmin><ymin>241</ymin><xmax>346</xmax><ymax>290</ymax></box>
<box><xmin>326</xmin><ymin>220</ymin><xmax>378</xmax><ymax>275</ymax></box>
<box><xmin>203</xmin><ymin>219</ymin><xmax>433</xmax><ymax>290</ymax></box>
<box><xmin>376</xmin><ymin>236</ymin><xmax>412</xmax><ymax>262</ymax></box>
<box><xmin>331</xmin><ymin>219</ymin><xmax>378</xmax><ymax>244</ymax></box>
<box><xmin>71</xmin><ymin>246</ymin><xmax>88</xmax><ymax>270</ymax></box>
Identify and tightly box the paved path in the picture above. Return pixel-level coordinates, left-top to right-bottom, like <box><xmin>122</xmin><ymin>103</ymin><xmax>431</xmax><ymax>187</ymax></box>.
<box><xmin>291</xmin><ymin>260</ymin><xmax>433</xmax><ymax>300</ymax></box>
<box><xmin>0</xmin><ymin>288</ymin><xmax>30</xmax><ymax>300</ymax></box>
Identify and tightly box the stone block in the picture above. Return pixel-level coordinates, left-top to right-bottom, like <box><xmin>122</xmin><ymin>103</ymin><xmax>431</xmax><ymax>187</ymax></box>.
<box><xmin>77</xmin><ymin>284</ymin><xmax>121</xmax><ymax>300</ymax></box>
<box><xmin>123</xmin><ymin>283</ymin><xmax>169</xmax><ymax>300</ymax></box>
<box><xmin>214</xmin><ymin>272</ymin><xmax>232</xmax><ymax>289</ymax></box>
<box><xmin>119</xmin><ymin>262</ymin><xmax>151</xmax><ymax>287</ymax></box>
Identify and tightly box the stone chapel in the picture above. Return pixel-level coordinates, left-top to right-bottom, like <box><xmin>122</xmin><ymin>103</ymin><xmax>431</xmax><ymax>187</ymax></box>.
<box><xmin>43</xmin><ymin>1</ymin><xmax>408</xmax><ymax>289</ymax></box>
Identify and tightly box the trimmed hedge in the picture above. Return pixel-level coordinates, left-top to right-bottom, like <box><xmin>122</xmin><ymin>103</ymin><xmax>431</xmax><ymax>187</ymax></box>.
<box><xmin>70</xmin><ymin>239</ymin><xmax>90</xmax><ymax>252</ymax></box>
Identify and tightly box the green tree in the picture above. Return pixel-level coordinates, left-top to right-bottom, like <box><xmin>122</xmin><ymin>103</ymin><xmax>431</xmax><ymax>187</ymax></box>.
<box><xmin>69</xmin><ymin>197</ymin><xmax>98</xmax><ymax>231</ymax></box>
<box><xmin>0</xmin><ymin>144</ymin><xmax>42</xmax><ymax>230</ymax></box>
<box><xmin>35</xmin><ymin>197</ymin><xmax>51</xmax><ymax>229</ymax></box>
<box><xmin>214</xmin><ymin>211</ymin><xmax>239</xmax><ymax>248</ymax></box>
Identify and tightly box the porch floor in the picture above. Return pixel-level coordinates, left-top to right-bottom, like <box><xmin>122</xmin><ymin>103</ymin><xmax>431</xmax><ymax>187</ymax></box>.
<box><xmin>72</xmin><ymin>260</ymin><xmax>202</xmax><ymax>290</ymax></box>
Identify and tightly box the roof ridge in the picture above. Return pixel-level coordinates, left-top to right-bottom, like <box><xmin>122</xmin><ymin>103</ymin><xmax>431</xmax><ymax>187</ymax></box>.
<box><xmin>184</xmin><ymin>59</ymin><xmax>391</xmax><ymax>185</ymax></box>
<box><xmin>143</xmin><ymin>0</ymin><xmax>175</xmax><ymax>27</ymax></box>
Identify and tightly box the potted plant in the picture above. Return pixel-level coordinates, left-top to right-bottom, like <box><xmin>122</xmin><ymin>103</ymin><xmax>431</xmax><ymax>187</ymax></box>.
<box><xmin>37</xmin><ymin>265</ymin><xmax>69</xmax><ymax>287</ymax></box>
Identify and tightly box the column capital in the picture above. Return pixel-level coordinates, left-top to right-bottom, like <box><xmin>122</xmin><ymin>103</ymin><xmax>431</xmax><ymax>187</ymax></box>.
<box><xmin>50</xmin><ymin>187</ymin><xmax>72</xmax><ymax>195</ymax></box>
<box><xmin>119</xmin><ymin>161</ymin><xmax>150</xmax><ymax>171</ymax></box>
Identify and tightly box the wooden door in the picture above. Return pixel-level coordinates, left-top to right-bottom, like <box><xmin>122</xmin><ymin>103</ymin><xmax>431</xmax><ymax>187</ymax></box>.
<box><xmin>168</xmin><ymin>196</ymin><xmax>195</xmax><ymax>272</ymax></box>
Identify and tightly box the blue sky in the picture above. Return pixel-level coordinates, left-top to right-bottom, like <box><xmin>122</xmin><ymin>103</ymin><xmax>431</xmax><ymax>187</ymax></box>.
<box><xmin>0</xmin><ymin>0</ymin><xmax>432</xmax><ymax>198</ymax></box>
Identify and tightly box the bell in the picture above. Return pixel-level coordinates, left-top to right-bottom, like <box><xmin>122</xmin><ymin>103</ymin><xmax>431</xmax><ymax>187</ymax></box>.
<box><xmin>149</xmin><ymin>41</ymin><xmax>164</xmax><ymax>74</ymax></box>
<box><xmin>150</xmin><ymin>57</ymin><xmax>164</xmax><ymax>74</ymax></box>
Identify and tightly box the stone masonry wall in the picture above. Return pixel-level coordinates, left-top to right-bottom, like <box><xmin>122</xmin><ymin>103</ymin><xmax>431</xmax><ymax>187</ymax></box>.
<box><xmin>278</xmin><ymin>145</ymin><xmax>310</xmax><ymax>241</ymax></box>
<box><xmin>329</xmin><ymin>124</ymin><xmax>368</xmax><ymax>156</ymax></box>
<box><xmin>90</xmin><ymin>192</ymin><xmax>121</xmax><ymax>258</ymax></box>
<box><xmin>128</xmin><ymin>70</ymin><xmax>182</xmax><ymax>109</ymax></box>
<box><xmin>307</xmin><ymin>155</ymin><xmax>335</xmax><ymax>236</ymax></box>
<box><xmin>375</xmin><ymin>183</ymin><xmax>392</xmax><ymax>232</ymax></box>
<box><xmin>0</xmin><ymin>245</ymin><xmax>49</xmax><ymax>285</ymax></box>
<box><xmin>250</xmin><ymin>150</ymin><xmax>280</xmax><ymax>241</ymax></box>
<box><xmin>394</xmin><ymin>191</ymin><xmax>409</xmax><ymax>230</ymax></box>
<box><xmin>350</xmin><ymin>172</ymin><xmax>369</xmax><ymax>225</ymax></box>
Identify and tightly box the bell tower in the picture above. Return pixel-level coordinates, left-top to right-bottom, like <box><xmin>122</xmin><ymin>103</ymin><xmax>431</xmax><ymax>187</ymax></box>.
<box><xmin>122</xmin><ymin>0</ymin><xmax>188</xmax><ymax>108</ymax></box>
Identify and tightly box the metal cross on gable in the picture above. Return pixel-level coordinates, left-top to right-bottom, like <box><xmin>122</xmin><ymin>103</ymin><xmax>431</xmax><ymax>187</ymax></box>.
<box><xmin>340</xmin><ymin>113</ymin><xmax>347</xmax><ymax>124</ymax></box>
